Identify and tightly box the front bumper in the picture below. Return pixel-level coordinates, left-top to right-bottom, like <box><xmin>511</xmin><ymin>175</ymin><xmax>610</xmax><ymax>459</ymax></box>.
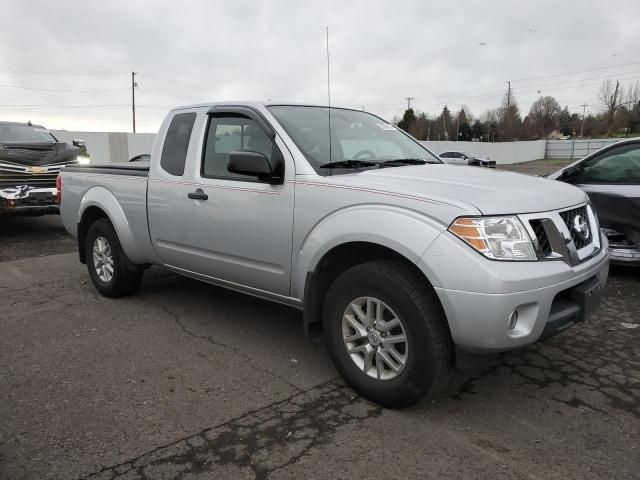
<box><xmin>419</xmin><ymin>231</ymin><xmax>610</xmax><ymax>354</ymax></box>
<box><xmin>0</xmin><ymin>186</ymin><xmax>58</xmax><ymax>213</ymax></box>
<box><xmin>610</xmin><ymin>246</ymin><xmax>640</xmax><ymax>265</ymax></box>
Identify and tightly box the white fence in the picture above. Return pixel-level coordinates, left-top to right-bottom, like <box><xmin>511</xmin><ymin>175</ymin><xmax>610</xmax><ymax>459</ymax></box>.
<box><xmin>420</xmin><ymin>140</ymin><xmax>547</xmax><ymax>164</ymax></box>
<box><xmin>52</xmin><ymin>130</ymin><xmax>156</xmax><ymax>164</ymax></box>
<box><xmin>545</xmin><ymin>139</ymin><xmax>620</xmax><ymax>159</ymax></box>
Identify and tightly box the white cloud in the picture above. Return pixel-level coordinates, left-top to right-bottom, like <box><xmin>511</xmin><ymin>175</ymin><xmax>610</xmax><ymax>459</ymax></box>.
<box><xmin>0</xmin><ymin>0</ymin><xmax>638</xmax><ymax>131</ymax></box>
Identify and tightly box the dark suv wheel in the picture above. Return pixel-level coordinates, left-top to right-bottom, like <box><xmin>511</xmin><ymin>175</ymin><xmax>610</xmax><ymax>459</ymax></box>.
<box><xmin>322</xmin><ymin>260</ymin><xmax>452</xmax><ymax>408</ymax></box>
<box><xmin>85</xmin><ymin>218</ymin><xmax>143</xmax><ymax>298</ymax></box>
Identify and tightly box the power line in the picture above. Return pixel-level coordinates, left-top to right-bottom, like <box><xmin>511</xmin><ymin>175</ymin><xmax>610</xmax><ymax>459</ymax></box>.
<box><xmin>366</xmin><ymin>60</ymin><xmax>640</xmax><ymax>111</ymax></box>
<box><xmin>142</xmin><ymin>73</ymin><xmax>252</xmax><ymax>100</ymax></box>
<box><xmin>0</xmin><ymin>83</ymin><xmax>129</xmax><ymax>93</ymax></box>
<box><xmin>511</xmin><ymin>69</ymin><xmax>640</xmax><ymax>90</ymax></box>
<box><xmin>0</xmin><ymin>104</ymin><xmax>170</xmax><ymax>109</ymax></box>
<box><xmin>0</xmin><ymin>69</ymin><xmax>128</xmax><ymax>76</ymax></box>
<box><xmin>511</xmin><ymin>60</ymin><xmax>640</xmax><ymax>83</ymax></box>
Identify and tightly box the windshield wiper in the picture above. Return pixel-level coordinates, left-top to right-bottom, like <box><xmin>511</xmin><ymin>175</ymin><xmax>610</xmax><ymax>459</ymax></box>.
<box><xmin>318</xmin><ymin>160</ymin><xmax>378</xmax><ymax>169</ymax></box>
<box><xmin>379</xmin><ymin>158</ymin><xmax>437</xmax><ymax>167</ymax></box>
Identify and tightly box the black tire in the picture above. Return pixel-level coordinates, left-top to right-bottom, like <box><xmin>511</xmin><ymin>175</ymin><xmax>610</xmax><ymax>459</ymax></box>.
<box><xmin>85</xmin><ymin>218</ymin><xmax>143</xmax><ymax>298</ymax></box>
<box><xmin>322</xmin><ymin>260</ymin><xmax>452</xmax><ymax>408</ymax></box>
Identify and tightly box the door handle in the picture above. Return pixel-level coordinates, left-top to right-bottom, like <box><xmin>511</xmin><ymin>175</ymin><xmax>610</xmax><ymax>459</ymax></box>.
<box><xmin>188</xmin><ymin>189</ymin><xmax>208</xmax><ymax>201</ymax></box>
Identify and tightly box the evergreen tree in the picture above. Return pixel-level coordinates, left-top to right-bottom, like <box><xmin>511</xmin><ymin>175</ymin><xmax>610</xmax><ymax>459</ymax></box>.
<box><xmin>397</xmin><ymin>108</ymin><xmax>417</xmax><ymax>133</ymax></box>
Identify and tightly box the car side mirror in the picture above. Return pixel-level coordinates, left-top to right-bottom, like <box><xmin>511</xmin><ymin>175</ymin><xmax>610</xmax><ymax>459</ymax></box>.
<box><xmin>72</xmin><ymin>139</ymin><xmax>85</xmax><ymax>148</ymax></box>
<box><xmin>559</xmin><ymin>165</ymin><xmax>582</xmax><ymax>183</ymax></box>
<box><xmin>227</xmin><ymin>151</ymin><xmax>282</xmax><ymax>184</ymax></box>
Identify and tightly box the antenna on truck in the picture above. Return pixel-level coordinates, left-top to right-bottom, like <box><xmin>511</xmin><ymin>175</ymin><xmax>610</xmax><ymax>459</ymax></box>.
<box><xmin>326</xmin><ymin>26</ymin><xmax>332</xmax><ymax>171</ymax></box>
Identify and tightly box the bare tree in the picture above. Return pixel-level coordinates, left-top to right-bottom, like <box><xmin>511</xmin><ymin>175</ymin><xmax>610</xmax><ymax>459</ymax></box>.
<box><xmin>599</xmin><ymin>80</ymin><xmax>623</xmax><ymax>136</ymax></box>
<box><xmin>625</xmin><ymin>80</ymin><xmax>640</xmax><ymax>107</ymax></box>
<box><xmin>529</xmin><ymin>95</ymin><xmax>562</xmax><ymax>138</ymax></box>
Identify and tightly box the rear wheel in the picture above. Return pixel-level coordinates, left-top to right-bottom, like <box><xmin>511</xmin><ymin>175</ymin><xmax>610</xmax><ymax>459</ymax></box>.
<box><xmin>85</xmin><ymin>218</ymin><xmax>143</xmax><ymax>298</ymax></box>
<box><xmin>323</xmin><ymin>260</ymin><xmax>452</xmax><ymax>408</ymax></box>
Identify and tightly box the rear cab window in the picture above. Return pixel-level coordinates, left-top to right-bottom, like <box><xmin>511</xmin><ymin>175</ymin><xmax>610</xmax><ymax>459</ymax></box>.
<box><xmin>160</xmin><ymin>112</ymin><xmax>197</xmax><ymax>176</ymax></box>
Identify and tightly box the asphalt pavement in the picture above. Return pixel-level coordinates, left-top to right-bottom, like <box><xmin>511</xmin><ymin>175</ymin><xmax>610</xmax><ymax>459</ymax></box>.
<box><xmin>1</xmin><ymin>177</ymin><xmax>639</xmax><ymax>479</ymax></box>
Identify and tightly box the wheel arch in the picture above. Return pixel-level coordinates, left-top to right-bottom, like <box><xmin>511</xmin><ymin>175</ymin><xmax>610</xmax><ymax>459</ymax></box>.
<box><xmin>76</xmin><ymin>186</ymin><xmax>146</xmax><ymax>265</ymax></box>
<box><xmin>301</xmin><ymin>240</ymin><xmax>444</xmax><ymax>340</ymax></box>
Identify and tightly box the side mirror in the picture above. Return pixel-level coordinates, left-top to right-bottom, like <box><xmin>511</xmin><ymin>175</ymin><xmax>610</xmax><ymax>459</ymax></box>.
<box><xmin>227</xmin><ymin>151</ymin><xmax>281</xmax><ymax>183</ymax></box>
<box><xmin>72</xmin><ymin>139</ymin><xmax>85</xmax><ymax>148</ymax></box>
<box><xmin>559</xmin><ymin>165</ymin><xmax>582</xmax><ymax>183</ymax></box>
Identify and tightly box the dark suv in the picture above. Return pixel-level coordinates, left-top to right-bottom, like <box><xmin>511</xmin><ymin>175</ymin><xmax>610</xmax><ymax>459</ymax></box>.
<box><xmin>0</xmin><ymin>121</ymin><xmax>89</xmax><ymax>214</ymax></box>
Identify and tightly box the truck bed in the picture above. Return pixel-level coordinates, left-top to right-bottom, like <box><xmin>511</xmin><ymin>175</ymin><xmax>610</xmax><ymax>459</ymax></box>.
<box><xmin>59</xmin><ymin>161</ymin><xmax>158</xmax><ymax>266</ymax></box>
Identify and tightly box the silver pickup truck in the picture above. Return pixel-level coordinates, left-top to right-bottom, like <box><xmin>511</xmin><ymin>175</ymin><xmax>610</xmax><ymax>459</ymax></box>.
<box><xmin>59</xmin><ymin>102</ymin><xmax>609</xmax><ymax>407</ymax></box>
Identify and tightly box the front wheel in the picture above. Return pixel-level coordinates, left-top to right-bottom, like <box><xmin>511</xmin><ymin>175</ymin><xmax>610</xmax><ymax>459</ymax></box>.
<box><xmin>85</xmin><ymin>218</ymin><xmax>143</xmax><ymax>298</ymax></box>
<box><xmin>322</xmin><ymin>260</ymin><xmax>452</xmax><ymax>408</ymax></box>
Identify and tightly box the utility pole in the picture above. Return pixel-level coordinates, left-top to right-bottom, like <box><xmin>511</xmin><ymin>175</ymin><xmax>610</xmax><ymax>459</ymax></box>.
<box><xmin>405</xmin><ymin>97</ymin><xmax>415</xmax><ymax>110</ymax></box>
<box><xmin>580</xmin><ymin>103</ymin><xmax>589</xmax><ymax>138</ymax></box>
<box><xmin>131</xmin><ymin>71</ymin><xmax>137</xmax><ymax>133</ymax></box>
<box><xmin>505</xmin><ymin>80</ymin><xmax>511</xmax><ymax>141</ymax></box>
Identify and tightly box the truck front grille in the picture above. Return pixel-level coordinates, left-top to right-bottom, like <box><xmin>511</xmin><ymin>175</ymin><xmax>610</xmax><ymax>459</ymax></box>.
<box><xmin>529</xmin><ymin>219</ymin><xmax>553</xmax><ymax>256</ymax></box>
<box><xmin>559</xmin><ymin>205</ymin><xmax>593</xmax><ymax>250</ymax></box>
<box><xmin>0</xmin><ymin>160</ymin><xmax>76</xmax><ymax>188</ymax></box>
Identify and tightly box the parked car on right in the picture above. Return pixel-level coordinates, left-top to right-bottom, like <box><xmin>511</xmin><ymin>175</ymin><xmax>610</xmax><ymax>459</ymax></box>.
<box><xmin>439</xmin><ymin>151</ymin><xmax>496</xmax><ymax>168</ymax></box>
<box><xmin>548</xmin><ymin>138</ymin><xmax>640</xmax><ymax>265</ymax></box>
<box><xmin>129</xmin><ymin>154</ymin><xmax>150</xmax><ymax>162</ymax></box>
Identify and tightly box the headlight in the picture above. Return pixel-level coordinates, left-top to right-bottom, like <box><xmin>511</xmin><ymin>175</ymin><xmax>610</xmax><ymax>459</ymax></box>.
<box><xmin>448</xmin><ymin>216</ymin><xmax>537</xmax><ymax>261</ymax></box>
<box><xmin>76</xmin><ymin>155</ymin><xmax>91</xmax><ymax>165</ymax></box>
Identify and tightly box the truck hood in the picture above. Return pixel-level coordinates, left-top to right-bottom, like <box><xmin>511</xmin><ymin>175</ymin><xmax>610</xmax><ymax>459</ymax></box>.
<box><xmin>0</xmin><ymin>141</ymin><xmax>81</xmax><ymax>166</ymax></box>
<box><xmin>335</xmin><ymin>164</ymin><xmax>588</xmax><ymax>215</ymax></box>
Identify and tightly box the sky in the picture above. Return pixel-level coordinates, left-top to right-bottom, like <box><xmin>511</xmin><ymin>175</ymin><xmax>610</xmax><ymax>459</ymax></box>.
<box><xmin>0</xmin><ymin>0</ymin><xmax>639</xmax><ymax>133</ymax></box>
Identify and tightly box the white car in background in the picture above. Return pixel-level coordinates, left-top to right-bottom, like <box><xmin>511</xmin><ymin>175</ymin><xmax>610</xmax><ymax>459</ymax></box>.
<box><xmin>439</xmin><ymin>151</ymin><xmax>496</xmax><ymax>168</ymax></box>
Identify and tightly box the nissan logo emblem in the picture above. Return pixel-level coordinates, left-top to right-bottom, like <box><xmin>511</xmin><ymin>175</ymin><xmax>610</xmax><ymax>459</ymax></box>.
<box><xmin>573</xmin><ymin>215</ymin><xmax>590</xmax><ymax>241</ymax></box>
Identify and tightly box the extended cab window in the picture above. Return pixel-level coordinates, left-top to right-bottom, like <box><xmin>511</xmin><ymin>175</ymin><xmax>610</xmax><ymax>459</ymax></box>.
<box><xmin>201</xmin><ymin>114</ymin><xmax>274</xmax><ymax>180</ymax></box>
<box><xmin>160</xmin><ymin>112</ymin><xmax>196</xmax><ymax>176</ymax></box>
<box><xmin>573</xmin><ymin>144</ymin><xmax>640</xmax><ymax>184</ymax></box>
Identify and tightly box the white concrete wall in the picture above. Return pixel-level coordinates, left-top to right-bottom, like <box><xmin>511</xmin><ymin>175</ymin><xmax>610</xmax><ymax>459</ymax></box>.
<box><xmin>51</xmin><ymin>130</ymin><xmax>156</xmax><ymax>164</ymax></box>
<box><xmin>420</xmin><ymin>140</ymin><xmax>547</xmax><ymax>164</ymax></box>
<box><xmin>127</xmin><ymin>133</ymin><xmax>157</xmax><ymax>158</ymax></box>
<box><xmin>545</xmin><ymin>139</ymin><xmax>620</xmax><ymax>159</ymax></box>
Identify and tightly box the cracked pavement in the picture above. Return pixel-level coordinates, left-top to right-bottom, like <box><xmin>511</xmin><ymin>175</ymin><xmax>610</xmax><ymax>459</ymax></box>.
<box><xmin>1</xmin><ymin>215</ymin><xmax>639</xmax><ymax>480</ymax></box>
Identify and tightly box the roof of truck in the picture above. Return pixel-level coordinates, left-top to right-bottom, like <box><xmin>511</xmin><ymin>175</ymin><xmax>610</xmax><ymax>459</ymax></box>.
<box><xmin>171</xmin><ymin>101</ymin><xmax>340</xmax><ymax>112</ymax></box>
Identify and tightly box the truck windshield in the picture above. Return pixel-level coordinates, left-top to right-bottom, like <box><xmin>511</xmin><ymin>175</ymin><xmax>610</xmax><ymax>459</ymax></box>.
<box><xmin>267</xmin><ymin>106</ymin><xmax>441</xmax><ymax>175</ymax></box>
<box><xmin>0</xmin><ymin>124</ymin><xmax>57</xmax><ymax>143</ymax></box>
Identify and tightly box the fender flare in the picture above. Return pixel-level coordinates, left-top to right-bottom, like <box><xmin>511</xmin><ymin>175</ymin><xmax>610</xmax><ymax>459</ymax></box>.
<box><xmin>292</xmin><ymin>204</ymin><xmax>446</xmax><ymax>301</ymax></box>
<box><xmin>78</xmin><ymin>185</ymin><xmax>146</xmax><ymax>264</ymax></box>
